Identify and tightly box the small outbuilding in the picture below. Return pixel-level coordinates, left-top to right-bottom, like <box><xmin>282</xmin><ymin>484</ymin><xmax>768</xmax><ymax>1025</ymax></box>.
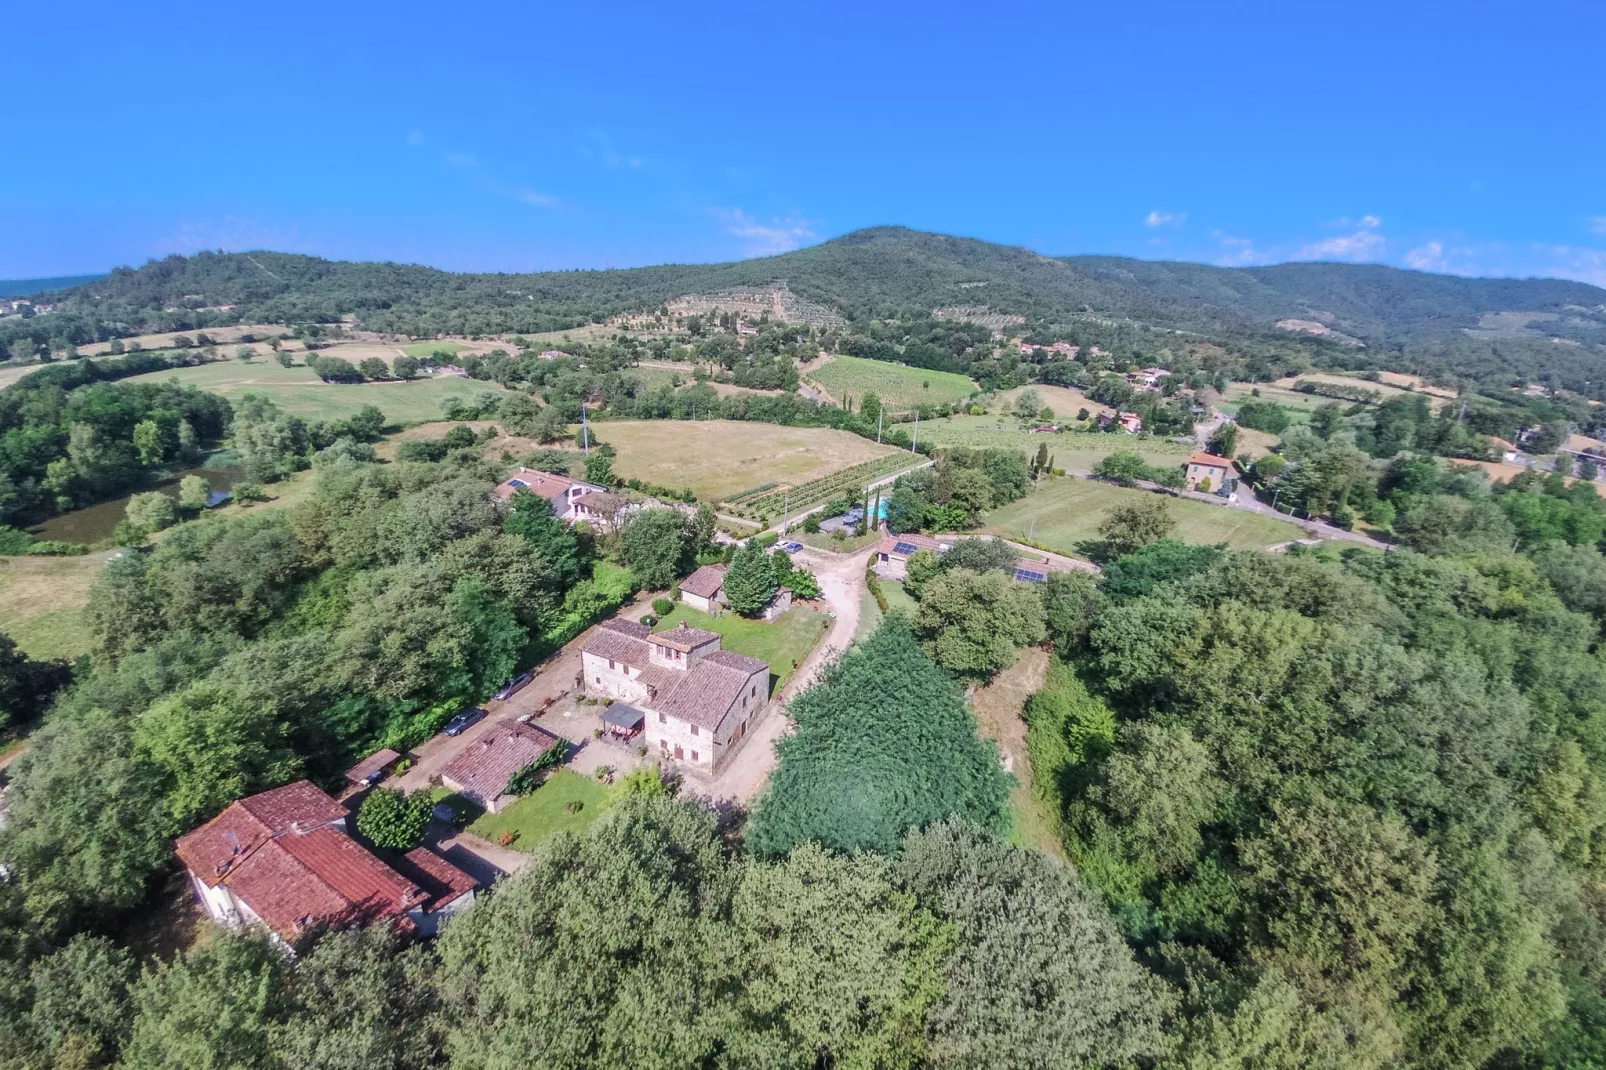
<box><xmin>440</xmin><ymin>721</ymin><xmax>565</xmax><ymax>814</ymax></box>
<box><xmin>679</xmin><ymin>564</ymin><xmax>727</xmax><ymax>612</ymax></box>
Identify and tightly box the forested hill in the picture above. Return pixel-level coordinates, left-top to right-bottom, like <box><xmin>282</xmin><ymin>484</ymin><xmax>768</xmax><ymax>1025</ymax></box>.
<box><xmin>10</xmin><ymin>227</ymin><xmax>1606</xmax><ymax>380</ymax></box>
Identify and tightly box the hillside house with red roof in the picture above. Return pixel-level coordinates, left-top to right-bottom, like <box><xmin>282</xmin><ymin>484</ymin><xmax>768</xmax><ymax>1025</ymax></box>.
<box><xmin>580</xmin><ymin>619</ymin><xmax>770</xmax><ymax>773</ymax></box>
<box><xmin>1183</xmin><ymin>451</ymin><xmax>1238</xmax><ymax>493</ymax></box>
<box><xmin>492</xmin><ymin>467</ymin><xmax>607</xmax><ymax>519</ymax></box>
<box><xmin>174</xmin><ymin>781</ymin><xmax>477</xmax><ymax>946</ymax></box>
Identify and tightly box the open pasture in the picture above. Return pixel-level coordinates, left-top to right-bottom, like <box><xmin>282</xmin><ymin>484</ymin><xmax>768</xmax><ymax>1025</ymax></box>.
<box><xmin>806</xmin><ymin>355</ymin><xmax>977</xmax><ymax>411</ymax></box>
<box><xmin>983</xmin><ymin>476</ymin><xmax>1304</xmax><ymax>552</ymax></box>
<box><xmin>122</xmin><ymin>359</ymin><xmax>507</xmax><ymax>425</ymax></box>
<box><xmin>595</xmin><ymin>420</ymin><xmax>902</xmax><ymax>503</ymax></box>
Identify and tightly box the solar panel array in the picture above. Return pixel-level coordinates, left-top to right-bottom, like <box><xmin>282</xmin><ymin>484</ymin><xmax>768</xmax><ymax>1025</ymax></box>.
<box><xmin>1012</xmin><ymin>568</ymin><xmax>1047</xmax><ymax>584</ymax></box>
<box><xmin>892</xmin><ymin>541</ymin><xmax>920</xmax><ymax>555</ymax></box>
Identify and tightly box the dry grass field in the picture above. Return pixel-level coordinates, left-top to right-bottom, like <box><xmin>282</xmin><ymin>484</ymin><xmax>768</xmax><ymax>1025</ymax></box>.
<box><xmin>0</xmin><ymin>553</ymin><xmax>107</xmax><ymax>660</ymax></box>
<box><xmin>598</xmin><ymin>420</ymin><xmax>903</xmax><ymax>502</ymax></box>
<box><xmin>995</xmin><ymin>384</ymin><xmax>1112</xmax><ymax>421</ymax></box>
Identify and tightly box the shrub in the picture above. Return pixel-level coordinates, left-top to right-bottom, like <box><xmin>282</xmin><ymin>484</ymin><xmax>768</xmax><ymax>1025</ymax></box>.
<box><xmin>0</xmin><ymin>525</ymin><xmax>36</xmax><ymax>554</ymax></box>
<box><xmin>233</xmin><ymin>482</ymin><xmax>266</xmax><ymax>503</ymax></box>
<box><xmin>652</xmin><ymin>597</ymin><xmax>675</xmax><ymax>616</ymax></box>
<box><xmin>639</xmin><ymin>613</ymin><xmax>657</xmax><ymax>627</ymax></box>
<box><xmin>356</xmin><ymin>789</ymin><xmax>432</xmax><ymax>850</ymax></box>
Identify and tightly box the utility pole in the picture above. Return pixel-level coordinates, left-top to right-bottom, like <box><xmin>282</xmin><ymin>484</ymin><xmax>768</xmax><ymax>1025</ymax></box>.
<box><xmin>781</xmin><ymin>489</ymin><xmax>789</xmax><ymax>534</ymax></box>
<box><xmin>1270</xmin><ymin>486</ymin><xmax>1283</xmax><ymax>513</ymax></box>
<box><xmin>912</xmin><ymin>410</ymin><xmax>919</xmax><ymax>454</ymax></box>
<box><xmin>581</xmin><ymin>405</ymin><xmax>591</xmax><ymax>457</ymax></box>
<box><xmin>876</xmin><ymin>408</ymin><xmax>883</xmax><ymax>444</ymax></box>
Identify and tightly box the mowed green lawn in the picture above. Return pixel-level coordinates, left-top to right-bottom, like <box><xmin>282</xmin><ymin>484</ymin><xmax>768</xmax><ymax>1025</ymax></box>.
<box><xmin>984</xmin><ymin>477</ymin><xmax>1305</xmax><ymax>552</ymax></box>
<box><xmin>467</xmin><ymin>770</ymin><xmax>612</xmax><ymax>852</ymax></box>
<box><xmin>808</xmin><ymin>355</ymin><xmax>977</xmax><ymax>411</ymax></box>
<box><xmin>652</xmin><ymin>603</ymin><xmax>829</xmax><ymax>693</ymax></box>
<box><xmin>918</xmin><ymin>417</ymin><xmax>1192</xmax><ymax>470</ymax></box>
<box><xmin>123</xmin><ymin>360</ymin><xmax>506</xmax><ymax>425</ymax></box>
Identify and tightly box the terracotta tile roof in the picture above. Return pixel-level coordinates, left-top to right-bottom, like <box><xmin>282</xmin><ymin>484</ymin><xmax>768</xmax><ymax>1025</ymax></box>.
<box><xmin>680</xmin><ymin>564</ymin><xmax>727</xmax><ymax>599</ymax></box>
<box><xmin>175</xmin><ymin>781</ymin><xmax>437</xmax><ymax>942</ymax></box>
<box><xmin>176</xmin><ymin>780</ymin><xmax>348</xmax><ymax>883</ymax></box>
<box><xmin>704</xmin><ymin>648</ymin><xmax>770</xmax><ymax>676</ymax></box>
<box><xmin>440</xmin><ymin>721</ymin><xmax>563</xmax><ymax>803</ymax></box>
<box><xmin>1186</xmin><ymin>451</ymin><xmax>1235</xmax><ymax>469</ymax></box>
<box><xmin>344</xmin><ymin>748</ymin><xmax>401</xmax><ymax>785</ymax></box>
<box><xmin>582</xmin><ymin>618</ymin><xmax>652</xmax><ymax>663</ymax></box>
<box><xmin>654</xmin><ymin>655</ymin><xmax>768</xmax><ymax>731</ymax></box>
<box><xmin>394</xmin><ymin>848</ymin><xmax>479</xmax><ymax>910</ymax></box>
<box><xmin>651</xmin><ymin>621</ymin><xmax>721</xmax><ymax>652</ymax></box>
<box><xmin>494</xmin><ymin>467</ymin><xmax>575</xmax><ymax>503</ymax></box>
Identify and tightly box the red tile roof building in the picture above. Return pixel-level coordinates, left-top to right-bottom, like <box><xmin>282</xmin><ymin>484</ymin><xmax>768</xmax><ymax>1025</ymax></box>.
<box><xmin>174</xmin><ymin>781</ymin><xmax>476</xmax><ymax>946</ymax></box>
<box><xmin>439</xmin><ymin>721</ymin><xmax>564</xmax><ymax>814</ymax></box>
<box><xmin>1183</xmin><ymin>451</ymin><xmax>1237</xmax><ymax>492</ymax></box>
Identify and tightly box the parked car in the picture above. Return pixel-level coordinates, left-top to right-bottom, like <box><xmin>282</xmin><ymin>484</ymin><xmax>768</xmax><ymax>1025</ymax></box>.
<box><xmin>443</xmin><ymin>707</ymin><xmax>488</xmax><ymax>737</ymax></box>
<box><xmin>494</xmin><ymin>672</ymin><xmax>534</xmax><ymax>701</ymax></box>
<box><xmin>780</xmin><ymin>541</ymin><xmax>803</xmax><ymax>553</ymax></box>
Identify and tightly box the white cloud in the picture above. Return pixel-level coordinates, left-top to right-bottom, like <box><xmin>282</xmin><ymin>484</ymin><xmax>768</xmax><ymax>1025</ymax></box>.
<box><xmin>406</xmin><ymin>130</ymin><xmax>424</xmax><ymax>146</ymax></box>
<box><xmin>1534</xmin><ymin>244</ymin><xmax>1606</xmax><ymax>288</ymax></box>
<box><xmin>1589</xmin><ymin>217</ymin><xmax>1606</xmax><ymax>236</ymax></box>
<box><xmin>1404</xmin><ymin>241</ymin><xmax>1447</xmax><ymax>272</ymax></box>
<box><xmin>517</xmin><ymin>188</ymin><xmax>558</xmax><ymax>209</ymax></box>
<box><xmin>1145</xmin><ymin>210</ymin><xmax>1184</xmax><ymax>227</ymax></box>
<box><xmin>716</xmin><ymin>209</ymin><xmax>818</xmax><ymax>256</ymax></box>
<box><xmin>1296</xmin><ymin>214</ymin><xmax>1385</xmax><ymax>261</ymax></box>
<box><xmin>443</xmin><ymin>152</ymin><xmax>477</xmax><ymax>168</ymax></box>
<box><xmin>1211</xmin><ymin>231</ymin><xmax>1269</xmax><ymax>266</ymax></box>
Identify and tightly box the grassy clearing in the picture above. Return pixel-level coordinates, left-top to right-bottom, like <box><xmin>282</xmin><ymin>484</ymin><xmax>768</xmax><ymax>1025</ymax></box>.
<box><xmin>122</xmin><ymin>360</ymin><xmax>507</xmax><ymax>425</ymax></box>
<box><xmin>994</xmin><ymin>384</ymin><xmax>1112</xmax><ymax>421</ymax></box>
<box><xmin>970</xmin><ymin>649</ymin><xmax>1064</xmax><ymax>860</ymax></box>
<box><xmin>596</xmin><ymin>420</ymin><xmax>901</xmax><ymax>504</ymax></box>
<box><xmin>807</xmin><ymin>355</ymin><xmax>977</xmax><ymax>411</ymax></box>
<box><xmin>799</xmin><ymin>529</ymin><xmax>882</xmax><ymax>553</ymax></box>
<box><xmin>881</xmin><ymin>580</ymin><xmax>919</xmax><ymax>617</ymax></box>
<box><xmin>918</xmin><ymin>417</ymin><xmax>1191</xmax><ymax>468</ymax></box>
<box><xmin>0</xmin><ymin>553</ymin><xmax>106</xmax><ymax>660</ymax></box>
<box><xmin>467</xmin><ymin>770</ymin><xmax>612</xmax><ymax>852</ymax></box>
<box><xmin>984</xmin><ymin>476</ymin><xmax>1304</xmax><ymax>552</ymax></box>
<box><xmin>652</xmin><ymin>603</ymin><xmax>829</xmax><ymax>694</ymax></box>
<box><xmin>403</xmin><ymin>341</ymin><xmax>469</xmax><ymax>357</ymax></box>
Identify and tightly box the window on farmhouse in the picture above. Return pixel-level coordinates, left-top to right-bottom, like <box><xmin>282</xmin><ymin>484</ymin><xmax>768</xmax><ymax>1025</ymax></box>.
<box><xmin>658</xmin><ymin>712</ymin><xmax>665</xmax><ymax>723</ymax></box>
<box><xmin>690</xmin><ymin>725</ymin><xmax>698</xmax><ymax>736</ymax></box>
<box><xmin>691</xmin><ymin>751</ymin><xmax>699</xmax><ymax>762</ymax></box>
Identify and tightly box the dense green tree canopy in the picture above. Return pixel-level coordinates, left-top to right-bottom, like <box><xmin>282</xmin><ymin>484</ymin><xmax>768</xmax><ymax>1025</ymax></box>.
<box><xmin>747</xmin><ymin>621</ymin><xmax>1010</xmax><ymax>856</ymax></box>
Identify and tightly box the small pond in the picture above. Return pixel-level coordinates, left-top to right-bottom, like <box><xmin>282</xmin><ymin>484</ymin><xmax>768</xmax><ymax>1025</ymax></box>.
<box><xmin>29</xmin><ymin>463</ymin><xmax>245</xmax><ymax>545</ymax></box>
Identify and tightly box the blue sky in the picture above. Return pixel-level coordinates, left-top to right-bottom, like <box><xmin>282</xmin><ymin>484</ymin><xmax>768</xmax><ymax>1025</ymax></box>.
<box><xmin>4</xmin><ymin>0</ymin><xmax>1603</xmax><ymax>284</ymax></box>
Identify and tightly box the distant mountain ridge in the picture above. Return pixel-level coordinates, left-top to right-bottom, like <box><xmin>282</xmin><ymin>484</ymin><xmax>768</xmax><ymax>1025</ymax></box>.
<box><xmin>8</xmin><ymin>227</ymin><xmax>1605</xmax><ymax>388</ymax></box>
<box><xmin>0</xmin><ymin>273</ymin><xmax>107</xmax><ymax>299</ymax></box>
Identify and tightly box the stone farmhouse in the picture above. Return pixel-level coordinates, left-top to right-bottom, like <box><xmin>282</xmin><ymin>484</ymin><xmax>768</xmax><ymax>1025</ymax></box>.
<box><xmin>174</xmin><ymin>781</ymin><xmax>477</xmax><ymax>947</ymax></box>
<box><xmin>580</xmin><ymin>619</ymin><xmax>770</xmax><ymax>773</ymax></box>
<box><xmin>679</xmin><ymin>563</ymin><xmax>727</xmax><ymax>612</ymax></box>
<box><xmin>440</xmin><ymin>720</ymin><xmax>564</xmax><ymax>814</ymax></box>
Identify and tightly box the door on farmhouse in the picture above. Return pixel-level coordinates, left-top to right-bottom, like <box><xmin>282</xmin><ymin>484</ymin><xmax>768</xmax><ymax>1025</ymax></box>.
<box><xmin>674</xmin><ymin>744</ymin><xmax>684</xmax><ymax>759</ymax></box>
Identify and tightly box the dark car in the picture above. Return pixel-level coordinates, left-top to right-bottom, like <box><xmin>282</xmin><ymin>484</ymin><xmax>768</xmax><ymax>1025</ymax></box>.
<box><xmin>494</xmin><ymin>672</ymin><xmax>535</xmax><ymax>701</ymax></box>
<box><xmin>443</xmin><ymin>707</ymin><xmax>488</xmax><ymax>737</ymax></box>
